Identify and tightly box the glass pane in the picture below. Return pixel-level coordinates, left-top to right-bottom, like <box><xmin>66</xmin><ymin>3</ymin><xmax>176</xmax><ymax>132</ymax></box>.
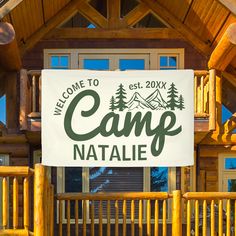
<box><xmin>169</xmin><ymin>56</ymin><xmax>177</xmax><ymax>67</ymax></box>
<box><xmin>151</xmin><ymin>167</ymin><xmax>168</xmax><ymax>192</ymax></box>
<box><xmin>225</xmin><ymin>158</ymin><xmax>236</xmax><ymax>169</ymax></box>
<box><xmin>160</xmin><ymin>56</ymin><xmax>168</xmax><ymax>67</ymax></box>
<box><xmin>60</xmin><ymin>56</ymin><xmax>69</xmax><ymax>67</ymax></box>
<box><xmin>51</xmin><ymin>55</ymin><xmax>69</xmax><ymax>69</ymax></box>
<box><xmin>65</xmin><ymin>167</ymin><xmax>82</xmax><ymax>192</ymax></box>
<box><xmin>89</xmin><ymin>167</ymin><xmax>143</xmax><ymax>218</ymax></box>
<box><xmin>84</xmin><ymin>59</ymin><xmax>109</xmax><ymax>70</ymax></box>
<box><xmin>228</xmin><ymin>179</ymin><xmax>236</xmax><ymax>192</ymax></box>
<box><xmin>65</xmin><ymin>168</ymin><xmax>82</xmax><ymax>219</ymax></box>
<box><xmin>119</xmin><ymin>59</ymin><xmax>145</xmax><ymax>70</ymax></box>
<box><xmin>0</xmin><ymin>95</ymin><xmax>6</xmax><ymax>124</ymax></box>
<box><xmin>87</xmin><ymin>23</ymin><xmax>96</xmax><ymax>28</ymax></box>
<box><xmin>51</xmin><ymin>56</ymin><xmax>59</xmax><ymax>67</ymax></box>
<box><xmin>90</xmin><ymin>167</ymin><xmax>143</xmax><ymax>192</ymax></box>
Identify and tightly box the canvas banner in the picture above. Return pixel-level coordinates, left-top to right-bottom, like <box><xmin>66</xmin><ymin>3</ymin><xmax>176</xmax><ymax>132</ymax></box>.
<box><xmin>42</xmin><ymin>70</ymin><xmax>194</xmax><ymax>167</ymax></box>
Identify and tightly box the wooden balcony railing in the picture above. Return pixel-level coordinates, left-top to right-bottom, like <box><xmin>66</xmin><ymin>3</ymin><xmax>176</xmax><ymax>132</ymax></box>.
<box><xmin>183</xmin><ymin>192</ymin><xmax>236</xmax><ymax>236</ymax></box>
<box><xmin>56</xmin><ymin>192</ymin><xmax>172</xmax><ymax>236</ymax></box>
<box><xmin>1</xmin><ymin>165</ymin><xmax>236</xmax><ymax>236</ymax></box>
<box><xmin>19</xmin><ymin>69</ymin><xmax>216</xmax><ymax>131</ymax></box>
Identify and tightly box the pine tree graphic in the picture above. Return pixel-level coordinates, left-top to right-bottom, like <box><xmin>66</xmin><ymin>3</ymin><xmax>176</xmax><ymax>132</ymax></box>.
<box><xmin>109</xmin><ymin>96</ymin><xmax>116</xmax><ymax>111</ymax></box>
<box><xmin>167</xmin><ymin>83</ymin><xmax>179</xmax><ymax>110</ymax></box>
<box><xmin>115</xmin><ymin>84</ymin><xmax>127</xmax><ymax>111</ymax></box>
<box><xmin>178</xmin><ymin>94</ymin><xmax>185</xmax><ymax>110</ymax></box>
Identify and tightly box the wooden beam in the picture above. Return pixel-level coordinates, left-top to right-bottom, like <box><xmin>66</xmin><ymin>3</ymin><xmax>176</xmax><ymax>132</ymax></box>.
<box><xmin>123</xmin><ymin>3</ymin><xmax>150</xmax><ymax>27</ymax></box>
<box><xmin>218</xmin><ymin>0</ymin><xmax>236</xmax><ymax>16</ymax></box>
<box><xmin>20</xmin><ymin>0</ymin><xmax>88</xmax><ymax>55</ymax></box>
<box><xmin>222</xmin><ymin>71</ymin><xmax>236</xmax><ymax>87</ymax></box>
<box><xmin>208</xmin><ymin>23</ymin><xmax>236</xmax><ymax>71</ymax></box>
<box><xmin>77</xmin><ymin>1</ymin><xmax>108</xmax><ymax>28</ymax></box>
<box><xmin>0</xmin><ymin>22</ymin><xmax>21</xmax><ymax>71</ymax></box>
<box><xmin>0</xmin><ymin>0</ymin><xmax>23</xmax><ymax>19</ymax></box>
<box><xmin>107</xmin><ymin>0</ymin><xmax>121</xmax><ymax>28</ymax></box>
<box><xmin>46</xmin><ymin>27</ymin><xmax>182</xmax><ymax>39</ymax></box>
<box><xmin>5</xmin><ymin>72</ymin><xmax>18</xmax><ymax>130</ymax></box>
<box><xmin>223</xmin><ymin>112</ymin><xmax>236</xmax><ymax>133</ymax></box>
<box><xmin>141</xmin><ymin>0</ymin><xmax>211</xmax><ymax>56</ymax></box>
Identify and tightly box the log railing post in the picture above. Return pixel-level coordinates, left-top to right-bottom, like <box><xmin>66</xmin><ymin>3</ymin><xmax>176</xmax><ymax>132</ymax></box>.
<box><xmin>19</xmin><ymin>69</ymin><xmax>29</xmax><ymax>130</ymax></box>
<box><xmin>209</xmin><ymin>69</ymin><xmax>216</xmax><ymax>130</ymax></box>
<box><xmin>172</xmin><ymin>190</ymin><xmax>182</xmax><ymax>236</ymax></box>
<box><xmin>34</xmin><ymin>164</ymin><xmax>46</xmax><ymax>236</ymax></box>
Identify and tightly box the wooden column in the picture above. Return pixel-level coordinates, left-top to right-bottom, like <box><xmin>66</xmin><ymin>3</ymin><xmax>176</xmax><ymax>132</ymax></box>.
<box><xmin>19</xmin><ymin>69</ymin><xmax>29</xmax><ymax>130</ymax></box>
<box><xmin>216</xmin><ymin>75</ymin><xmax>222</xmax><ymax>133</ymax></box>
<box><xmin>0</xmin><ymin>22</ymin><xmax>21</xmax><ymax>71</ymax></box>
<box><xmin>209</xmin><ymin>69</ymin><xmax>216</xmax><ymax>130</ymax></box>
<box><xmin>208</xmin><ymin>23</ymin><xmax>236</xmax><ymax>71</ymax></box>
<box><xmin>34</xmin><ymin>164</ymin><xmax>46</xmax><ymax>236</ymax></box>
<box><xmin>172</xmin><ymin>190</ymin><xmax>182</xmax><ymax>236</ymax></box>
<box><xmin>5</xmin><ymin>72</ymin><xmax>18</xmax><ymax>130</ymax></box>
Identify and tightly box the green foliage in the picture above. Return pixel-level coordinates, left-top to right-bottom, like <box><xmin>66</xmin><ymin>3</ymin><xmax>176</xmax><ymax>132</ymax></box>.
<box><xmin>109</xmin><ymin>96</ymin><xmax>116</xmax><ymax>111</ymax></box>
<box><xmin>166</xmin><ymin>83</ymin><xmax>179</xmax><ymax>110</ymax></box>
<box><xmin>115</xmin><ymin>84</ymin><xmax>127</xmax><ymax>111</ymax></box>
<box><xmin>178</xmin><ymin>94</ymin><xmax>185</xmax><ymax>110</ymax></box>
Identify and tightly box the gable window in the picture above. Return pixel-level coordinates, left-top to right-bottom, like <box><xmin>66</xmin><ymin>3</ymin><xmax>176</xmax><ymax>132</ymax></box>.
<box><xmin>44</xmin><ymin>48</ymin><xmax>184</xmax><ymax>223</ymax></box>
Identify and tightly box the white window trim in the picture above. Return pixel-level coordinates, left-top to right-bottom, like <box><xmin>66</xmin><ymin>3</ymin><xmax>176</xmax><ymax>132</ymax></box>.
<box><xmin>44</xmin><ymin>48</ymin><xmax>184</xmax><ymax>70</ymax></box>
<box><xmin>218</xmin><ymin>152</ymin><xmax>236</xmax><ymax>192</ymax></box>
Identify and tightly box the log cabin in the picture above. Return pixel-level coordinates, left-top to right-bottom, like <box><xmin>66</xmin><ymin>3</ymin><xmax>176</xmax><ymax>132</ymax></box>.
<box><xmin>0</xmin><ymin>0</ymin><xmax>236</xmax><ymax>236</ymax></box>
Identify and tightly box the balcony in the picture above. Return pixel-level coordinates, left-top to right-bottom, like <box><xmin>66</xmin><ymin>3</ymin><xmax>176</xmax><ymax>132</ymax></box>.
<box><xmin>19</xmin><ymin>70</ymin><xmax>216</xmax><ymax>144</ymax></box>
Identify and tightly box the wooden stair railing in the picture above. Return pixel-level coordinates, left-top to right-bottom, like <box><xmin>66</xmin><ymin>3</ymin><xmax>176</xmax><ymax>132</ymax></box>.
<box><xmin>0</xmin><ymin>165</ymin><xmax>53</xmax><ymax>236</ymax></box>
<box><xmin>0</xmin><ymin>166</ymin><xmax>34</xmax><ymax>236</ymax></box>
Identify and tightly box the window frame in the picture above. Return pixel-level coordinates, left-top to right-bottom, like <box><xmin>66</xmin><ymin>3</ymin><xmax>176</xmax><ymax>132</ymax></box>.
<box><xmin>44</xmin><ymin>48</ymin><xmax>184</xmax><ymax>223</ymax></box>
<box><xmin>44</xmin><ymin>48</ymin><xmax>184</xmax><ymax>70</ymax></box>
<box><xmin>219</xmin><ymin>153</ymin><xmax>236</xmax><ymax>192</ymax></box>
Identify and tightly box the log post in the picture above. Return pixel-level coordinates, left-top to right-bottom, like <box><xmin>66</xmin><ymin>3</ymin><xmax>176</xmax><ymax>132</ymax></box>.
<box><xmin>0</xmin><ymin>22</ymin><xmax>21</xmax><ymax>71</ymax></box>
<box><xmin>209</xmin><ymin>69</ymin><xmax>216</xmax><ymax>130</ymax></box>
<box><xmin>172</xmin><ymin>190</ymin><xmax>182</xmax><ymax>236</ymax></box>
<box><xmin>208</xmin><ymin>23</ymin><xmax>236</xmax><ymax>71</ymax></box>
<box><xmin>216</xmin><ymin>75</ymin><xmax>222</xmax><ymax>133</ymax></box>
<box><xmin>34</xmin><ymin>164</ymin><xmax>46</xmax><ymax>236</ymax></box>
<box><xmin>19</xmin><ymin>69</ymin><xmax>29</xmax><ymax>130</ymax></box>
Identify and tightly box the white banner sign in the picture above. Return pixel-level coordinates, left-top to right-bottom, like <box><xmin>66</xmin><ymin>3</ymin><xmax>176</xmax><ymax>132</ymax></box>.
<box><xmin>42</xmin><ymin>70</ymin><xmax>194</xmax><ymax>167</ymax></box>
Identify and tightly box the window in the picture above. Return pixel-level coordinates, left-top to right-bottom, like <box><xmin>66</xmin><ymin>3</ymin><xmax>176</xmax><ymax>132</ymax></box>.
<box><xmin>219</xmin><ymin>154</ymin><xmax>236</xmax><ymax>192</ymax></box>
<box><xmin>219</xmin><ymin>154</ymin><xmax>236</xmax><ymax>224</ymax></box>
<box><xmin>45</xmin><ymin>48</ymin><xmax>184</xmax><ymax>222</ymax></box>
<box><xmin>159</xmin><ymin>55</ymin><xmax>178</xmax><ymax>70</ymax></box>
<box><xmin>48</xmin><ymin>55</ymin><xmax>70</xmax><ymax>69</ymax></box>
